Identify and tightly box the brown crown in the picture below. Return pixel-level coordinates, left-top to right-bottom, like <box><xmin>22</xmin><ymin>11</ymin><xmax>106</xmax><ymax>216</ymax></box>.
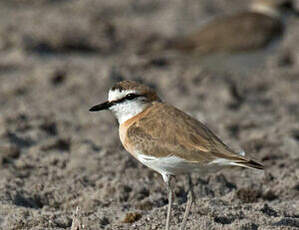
<box><xmin>111</xmin><ymin>81</ymin><xmax>161</xmax><ymax>102</ymax></box>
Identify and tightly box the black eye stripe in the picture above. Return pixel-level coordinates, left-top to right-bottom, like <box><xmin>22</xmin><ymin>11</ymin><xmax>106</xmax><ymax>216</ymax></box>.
<box><xmin>125</xmin><ymin>93</ymin><xmax>139</xmax><ymax>100</ymax></box>
<box><xmin>113</xmin><ymin>94</ymin><xmax>143</xmax><ymax>104</ymax></box>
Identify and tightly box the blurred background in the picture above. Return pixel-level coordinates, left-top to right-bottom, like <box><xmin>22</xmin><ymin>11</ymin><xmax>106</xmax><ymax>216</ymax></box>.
<box><xmin>0</xmin><ymin>0</ymin><xmax>298</xmax><ymax>229</ymax></box>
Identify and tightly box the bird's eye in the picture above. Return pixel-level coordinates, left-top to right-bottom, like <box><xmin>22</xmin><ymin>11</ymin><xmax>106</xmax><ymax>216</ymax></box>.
<box><xmin>125</xmin><ymin>93</ymin><xmax>138</xmax><ymax>100</ymax></box>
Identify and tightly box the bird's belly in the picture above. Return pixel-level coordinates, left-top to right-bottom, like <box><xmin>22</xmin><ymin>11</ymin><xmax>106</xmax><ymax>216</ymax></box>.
<box><xmin>135</xmin><ymin>152</ymin><xmax>221</xmax><ymax>176</ymax></box>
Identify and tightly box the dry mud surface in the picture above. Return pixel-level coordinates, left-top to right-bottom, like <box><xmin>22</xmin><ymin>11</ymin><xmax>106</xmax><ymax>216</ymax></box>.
<box><xmin>0</xmin><ymin>0</ymin><xmax>299</xmax><ymax>229</ymax></box>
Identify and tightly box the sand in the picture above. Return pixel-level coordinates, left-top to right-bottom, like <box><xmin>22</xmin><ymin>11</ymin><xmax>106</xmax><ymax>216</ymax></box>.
<box><xmin>0</xmin><ymin>0</ymin><xmax>298</xmax><ymax>229</ymax></box>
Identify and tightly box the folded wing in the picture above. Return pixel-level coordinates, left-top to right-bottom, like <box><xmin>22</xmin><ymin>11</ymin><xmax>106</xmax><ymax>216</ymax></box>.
<box><xmin>127</xmin><ymin>102</ymin><xmax>264</xmax><ymax>170</ymax></box>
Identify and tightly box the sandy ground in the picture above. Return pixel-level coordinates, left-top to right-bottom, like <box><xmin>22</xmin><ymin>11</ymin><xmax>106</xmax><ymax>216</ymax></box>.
<box><xmin>0</xmin><ymin>0</ymin><xmax>298</xmax><ymax>229</ymax></box>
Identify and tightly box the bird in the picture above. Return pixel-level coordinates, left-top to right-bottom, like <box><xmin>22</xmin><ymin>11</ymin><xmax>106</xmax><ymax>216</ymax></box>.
<box><xmin>140</xmin><ymin>0</ymin><xmax>298</xmax><ymax>75</ymax></box>
<box><xmin>89</xmin><ymin>81</ymin><xmax>264</xmax><ymax>230</ymax></box>
<box><xmin>166</xmin><ymin>0</ymin><xmax>297</xmax><ymax>55</ymax></box>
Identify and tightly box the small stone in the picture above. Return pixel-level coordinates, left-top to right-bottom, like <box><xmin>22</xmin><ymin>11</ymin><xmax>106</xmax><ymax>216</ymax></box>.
<box><xmin>39</xmin><ymin>121</ymin><xmax>57</xmax><ymax>136</ymax></box>
<box><xmin>51</xmin><ymin>70</ymin><xmax>67</xmax><ymax>86</ymax></box>
<box><xmin>122</xmin><ymin>212</ymin><xmax>142</xmax><ymax>223</ymax></box>
<box><xmin>236</xmin><ymin>188</ymin><xmax>260</xmax><ymax>203</ymax></box>
<box><xmin>214</xmin><ymin>216</ymin><xmax>234</xmax><ymax>225</ymax></box>
<box><xmin>240</xmin><ymin>223</ymin><xmax>259</xmax><ymax>230</ymax></box>
<box><xmin>260</xmin><ymin>203</ymin><xmax>278</xmax><ymax>217</ymax></box>
<box><xmin>262</xmin><ymin>190</ymin><xmax>277</xmax><ymax>201</ymax></box>
<box><xmin>42</xmin><ymin>138</ymin><xmax>70</xmax><ymax>152</ymax></box>
<box><xmin>273</xmin><ymin>218</ymin><xmax>299</xmax><ymax>228</ymax></box>
<box><xmin>0</xmin><ymin>145</ymin><xmax>20</xmax><ymax>166</ymax></box>
<box><xmin>99</xmin><ymin>217</ymin><xmax>110</xmax><ymax>227</ymax></box>
<box><xmin>135</xmin><ymin>200</ymin><xmax>153</xmax><ymax>211</ymax></box>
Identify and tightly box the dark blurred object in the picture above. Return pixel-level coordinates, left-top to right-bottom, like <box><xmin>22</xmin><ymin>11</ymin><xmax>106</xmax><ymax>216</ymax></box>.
<box><xmin>0</xmin><ymin>145</ymin><xmax>20</xmax><ymax>166</ymax></box>
<box><xmin>139</xmin><ymin>0</ymin><xmax>299</xmax><ymax>75</ymax></box>
<box><xmin>166</xmin><ymin>0</ymin><xmax>298</xmax><ymax>55</ymax></box>
<box><xmin>22</xmin><ymin>17</ymin><xmax>119</xmax><ymax>55</ymax></box>
<box><xmin>51</xmin><ymin>70</ymin><xmax>67</xmax><ymax>86</ymax></box>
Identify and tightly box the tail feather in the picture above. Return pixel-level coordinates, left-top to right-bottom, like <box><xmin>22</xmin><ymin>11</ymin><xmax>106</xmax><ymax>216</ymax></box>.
<box><xmin>233</xmin><ymin>159</ymin><xmax>264</xmax><ymax>170</ymax></box>
<box><xmin>209</xmin><ymin>156</ymin><xmax>264</xmax><ymax>170</ymax></box>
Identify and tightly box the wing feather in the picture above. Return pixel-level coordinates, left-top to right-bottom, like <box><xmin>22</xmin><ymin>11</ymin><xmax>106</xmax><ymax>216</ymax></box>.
<box><xmin>126</xmin><ymin>102</ymin><xmax>243</xmax><ymax>164</ymax></box>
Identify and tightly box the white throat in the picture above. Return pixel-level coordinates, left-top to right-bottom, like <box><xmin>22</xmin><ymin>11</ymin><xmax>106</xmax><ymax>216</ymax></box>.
<box><xmin>250</xmin><ymin>4</ymin><xmax>280</xmax><ymax>18</ymax></box>
<box><xmin>108</xmin><ymin>89</ymin><xmax>148</xmax><ymax>124</ymax></box>
<box><xmin>110</xmin><ymin>100</ymin><xmax>148</xmax><ymax>124</ymax></box>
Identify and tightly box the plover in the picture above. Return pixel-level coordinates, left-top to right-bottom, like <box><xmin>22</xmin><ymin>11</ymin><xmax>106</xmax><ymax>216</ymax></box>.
<box><xmin>167</xmin><ymin>0</ymin><xmax>297</xmax><ymax>55</ymax></box>
<box><xmin>90</xmin><ymin>81</ymin><xmax>264</xmax><ymax>230</ymax></box>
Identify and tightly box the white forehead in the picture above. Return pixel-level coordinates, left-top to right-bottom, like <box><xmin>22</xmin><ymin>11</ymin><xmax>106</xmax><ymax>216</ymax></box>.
<box><xmin>108</xmin><ymin>89</ymin><xmax>137</xmax><ymax>101</ymax></box>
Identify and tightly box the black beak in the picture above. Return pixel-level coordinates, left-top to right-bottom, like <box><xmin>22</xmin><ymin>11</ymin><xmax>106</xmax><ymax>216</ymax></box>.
<box><xmin>89</xmin><ymin>101</ymin><xmax>113</xmax><ymax>112</ymax></box>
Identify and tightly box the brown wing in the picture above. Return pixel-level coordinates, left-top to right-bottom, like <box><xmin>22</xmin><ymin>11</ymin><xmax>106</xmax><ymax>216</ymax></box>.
<box><xmin>126</xmin><ymin>102</ymin><xmax>260</xmax><ymax>167</ymax></box>
<box><xmin>169</xmin><ymin>12</ymin><xmax>282</xmax><ymax>54</ymax></box>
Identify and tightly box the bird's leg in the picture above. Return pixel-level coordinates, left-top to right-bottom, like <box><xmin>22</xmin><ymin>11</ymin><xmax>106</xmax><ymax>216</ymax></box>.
<box><xmin>164</xmin><ymin>174</ymin><xmax>173</xmax><ymax>230</ymax></box>
<box><xmin>180</xmin><ymin>174</ymin><xmax>195</xmax><ymax>230</ymax></box>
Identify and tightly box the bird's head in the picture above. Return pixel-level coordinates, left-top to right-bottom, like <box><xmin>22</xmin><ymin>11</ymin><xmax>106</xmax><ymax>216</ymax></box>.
<box><xmin>90</xmin><ymin>81</ymin><xmax>160</xmax><ymax>124</ymax></box>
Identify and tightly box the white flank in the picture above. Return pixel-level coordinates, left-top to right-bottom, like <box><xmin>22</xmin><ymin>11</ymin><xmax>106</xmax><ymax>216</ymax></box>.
<box><xmin>209</xmin><ymin>158</ymin><xmax>236</xmax><ymax>166</ymax></box>
<box><xmin>136</xmin><ymin>153</ymin><xmax>224</xmax><ymax>180</ymax></box>
<box><xmin>136</xmin><ymin>154</ymin><xmax>194</xmax><ymax>179</ymax></box>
